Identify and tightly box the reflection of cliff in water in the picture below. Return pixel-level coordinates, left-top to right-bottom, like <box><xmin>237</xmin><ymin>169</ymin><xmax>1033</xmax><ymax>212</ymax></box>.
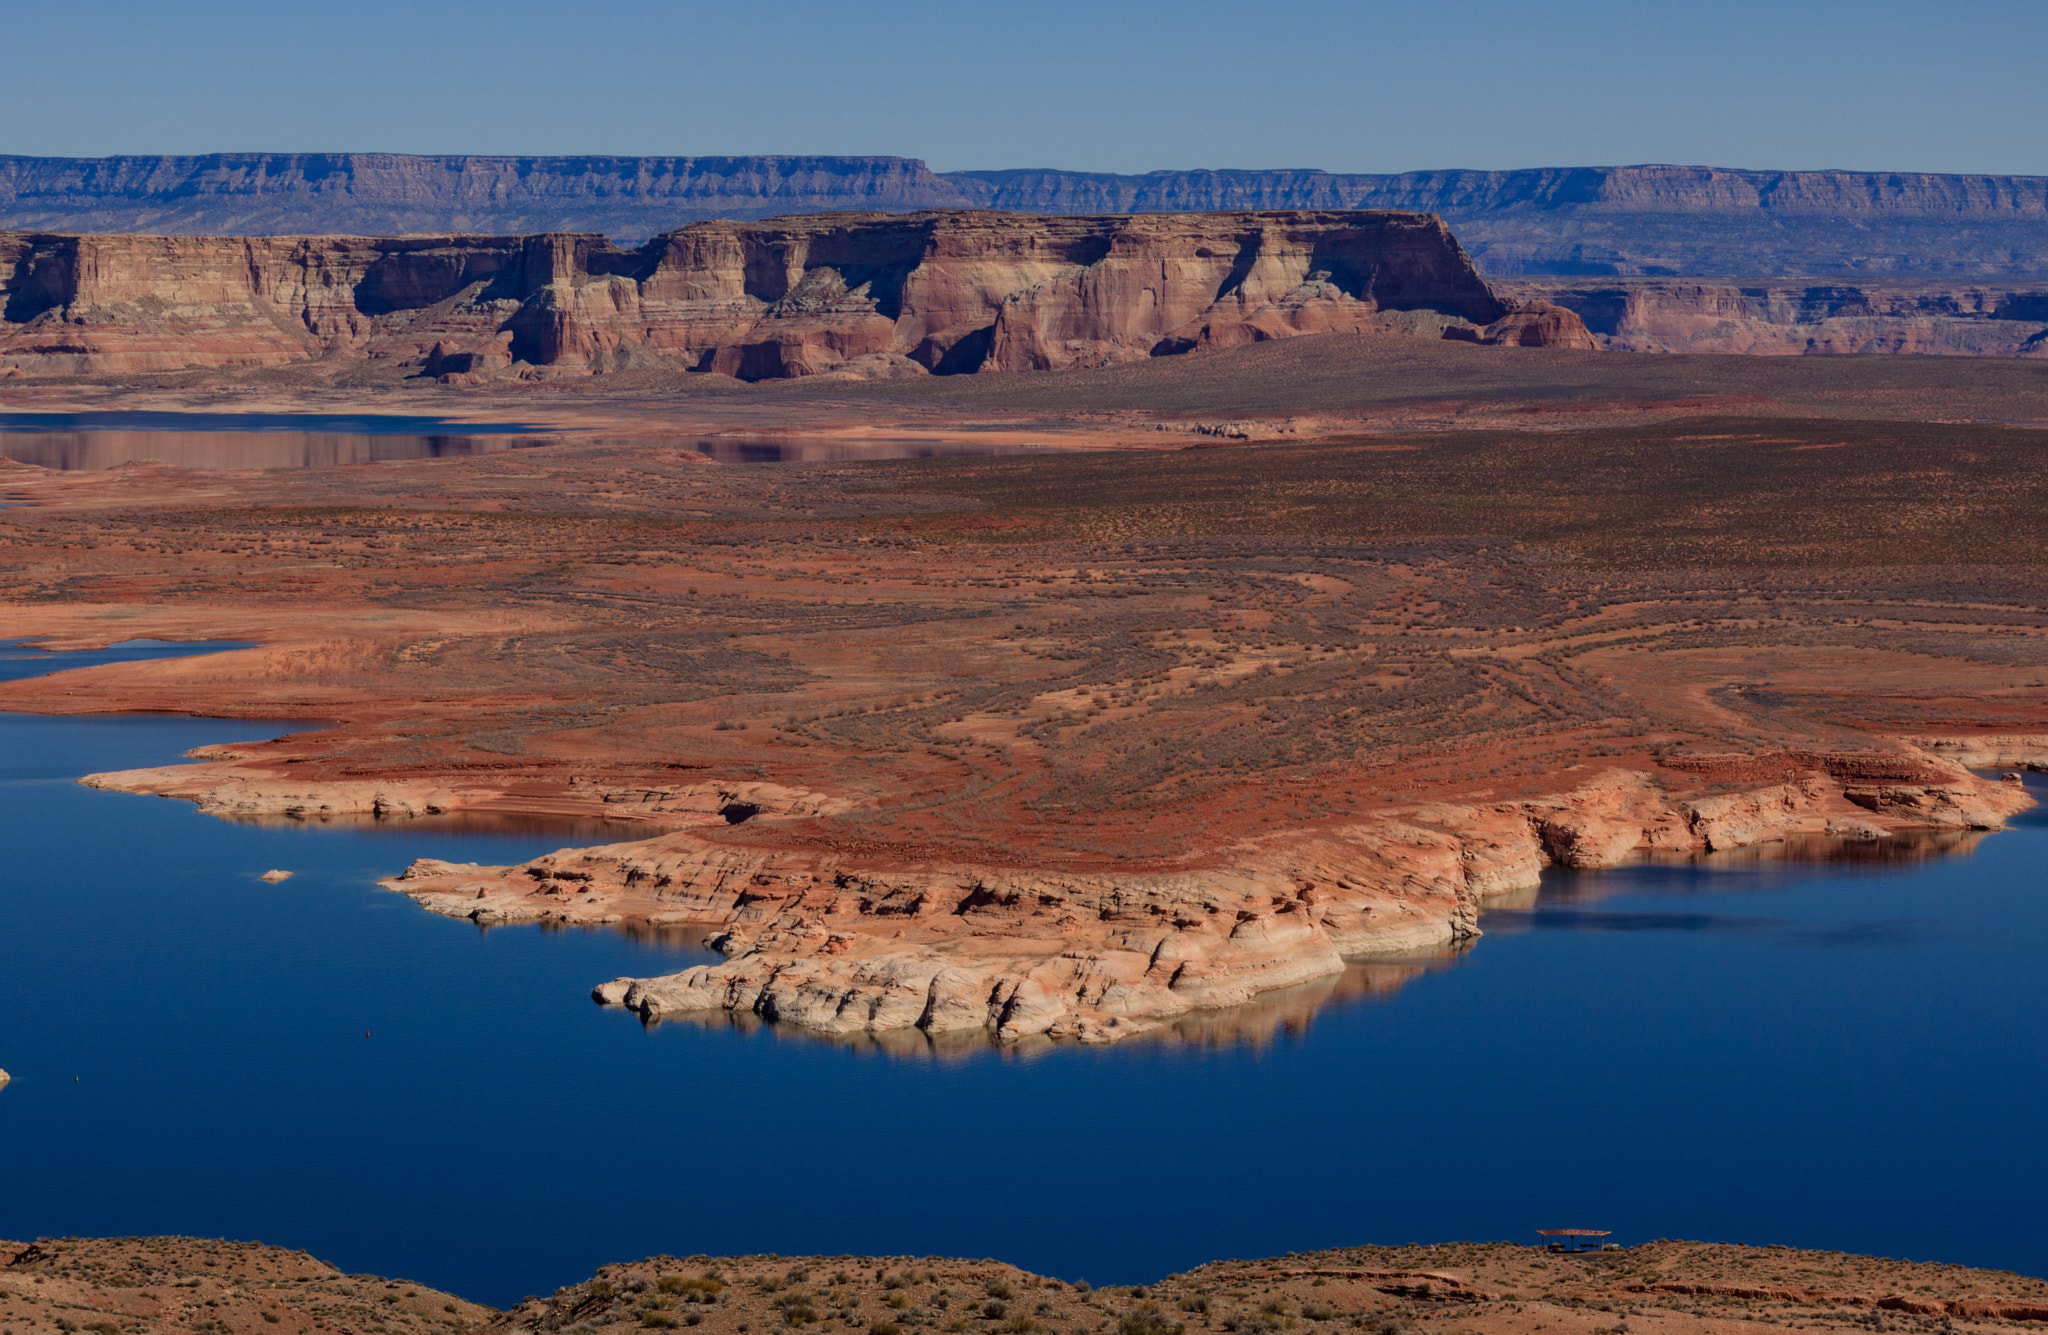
<box><xmin>1530</xmin><ymin>827</ymin><xmax>1990</xmax><ymax>908</ymax></box>
<box><xmin>621</xmin><ymin>946</ymin><xmax>1473</xmax><ymax>1062</ymax></box>
<box><xmin>1145</xmin><ymin>948</ymin><xmax>1472</xmax><ymax>1053</ymax></box>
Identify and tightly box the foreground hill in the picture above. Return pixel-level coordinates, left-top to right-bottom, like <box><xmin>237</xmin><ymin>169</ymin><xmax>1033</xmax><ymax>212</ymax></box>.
<box><xmin>3</xmin><ymin>155</ymin><xmax>2046</xmax><ymax>277</ymax></box>
<box><xmin>4</xmin><ymin>1237</ymin><xmax>2047</xmax><ymax>1335</ymax></box>
<box><xmin>0</xmin><ymin>1236</ymin><xmax>491</xmax><ymax>1335</ymax></box>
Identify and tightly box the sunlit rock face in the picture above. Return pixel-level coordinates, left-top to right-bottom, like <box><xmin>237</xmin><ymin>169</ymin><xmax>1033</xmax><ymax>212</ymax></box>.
<box><xmin>0</xmin><ymin>210</ymin><xmax>1599</xmax><ymax>380</ymax></box>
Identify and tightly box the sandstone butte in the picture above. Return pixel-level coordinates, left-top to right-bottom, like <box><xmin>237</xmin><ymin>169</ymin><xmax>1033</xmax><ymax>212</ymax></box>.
<box><xmin>0</xmin><ymin>209</ymin><xmax>1593</xmax><ymax>383</ymax></box>
<box><xmin>6</xmin><ymin>1235</ymin><xmax>2048</xmax><ymax>1335</ymax></box>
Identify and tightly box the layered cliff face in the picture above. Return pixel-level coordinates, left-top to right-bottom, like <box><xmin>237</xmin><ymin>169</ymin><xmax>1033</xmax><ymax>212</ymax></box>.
<box><xmin>1496</xmin><ymin>277</ymin><xmax>2048</xmax><ymax>356</ymax></box>
<box><xmin>0</xmin><ymin>210</ymin><xmax>1591</xmax><ymax>380</ymax></box>
<box><xmin>6</xmin><ymin>154</ymin><xmax>2048</xmax><ymax>277</ymax></box>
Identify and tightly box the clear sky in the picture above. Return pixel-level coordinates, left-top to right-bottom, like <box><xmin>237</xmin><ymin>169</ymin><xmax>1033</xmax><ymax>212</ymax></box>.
<box><xmin>11</xmin><ymin>0</ymin><xmax>2046</xmax><ymax>175</ymax></box>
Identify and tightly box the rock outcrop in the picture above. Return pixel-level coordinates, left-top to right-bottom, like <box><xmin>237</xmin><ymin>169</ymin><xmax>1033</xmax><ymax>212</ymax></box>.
<box><xmin>370</xmin><ymin>755</ymin><xmax>2028</xmax><ymax>1046</ymax></box>
<box><xmin>0</xmin><ymin>210</ymin><xmax>1597</xmax><ymax>379</ymax></box>
<box><xmin>81</xmin><ymin>763</ymin><xmax>468</xmax><ymax>820</ymax></box>
<box><xmin>1497</xmin><ymin>277</ymin><xmax>2048</xmax><ymax>356</ymax></box>
<box><xmin>1442</xmin><ymin>299</ymin><xmax>1600</xmax><ymax>350</ymax></box>
<box><xmin>7</xmin><ymin>155</ymin><xmax>2048</xmax><ymax>277</ymax></box>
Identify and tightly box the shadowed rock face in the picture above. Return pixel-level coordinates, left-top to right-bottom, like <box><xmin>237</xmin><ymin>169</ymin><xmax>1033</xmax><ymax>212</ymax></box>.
<box><xmin>0</xmin><ymin>210</ymin><xmax>1588</xmax><ymax>379</ymax></box>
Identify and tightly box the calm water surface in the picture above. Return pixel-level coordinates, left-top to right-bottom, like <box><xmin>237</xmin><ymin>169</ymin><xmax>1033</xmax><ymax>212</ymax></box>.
<box><xmin>1</xmin><ymin>644</ymin><xmax>2045</xmax><ymax>1303</ymax></box>
<box><xmin>0</xmin><ymin>413</ymin><xmax>1042</xmax><ymax>469</ymax></box>
<box><xmin>0</xmin><ymin>412</ymin><xmax>548</xmax><ymax>470</ymax></box>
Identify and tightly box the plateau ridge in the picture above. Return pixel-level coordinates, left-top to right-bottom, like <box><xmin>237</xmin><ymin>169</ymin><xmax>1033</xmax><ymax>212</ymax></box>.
<box><xmin>5</xmin><ymin>154</ymin><xmax>2048</xmax><ymax>278</ymax></box>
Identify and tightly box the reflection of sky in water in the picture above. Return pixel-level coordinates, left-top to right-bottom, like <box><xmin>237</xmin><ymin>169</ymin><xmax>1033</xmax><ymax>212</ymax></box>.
<box><xmin>0</xmin><ymin>427</ymin><xmax>536</xmax><ymax>470</ymax></box>
<box><xmin>0</xmin><ymin>637</ymin><xmax>261</xmax><ymax>680</ymax></box>
<box><xmin>1</xmin><ymin>640</ymin><xmax>2045</xmax><ymax>1305</ymax></box>
<box><xmin>0</xmin><ymin>413</ymin><xmax>1049</xmax><ymax>470</ymax></box>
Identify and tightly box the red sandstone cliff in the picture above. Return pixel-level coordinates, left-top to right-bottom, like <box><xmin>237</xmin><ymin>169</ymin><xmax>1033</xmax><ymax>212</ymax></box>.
<box><xmin>0</xmin><ymin>210</ymin><xmax>1590</xmax><ymax>381</ymax></box>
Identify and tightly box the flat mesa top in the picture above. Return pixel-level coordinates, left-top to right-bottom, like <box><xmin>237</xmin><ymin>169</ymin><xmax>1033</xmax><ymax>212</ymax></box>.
<box><xmin>1537</xmin><ymin>1229</ymin><xmax>1614</xmax><ymax>1236</ymax></box>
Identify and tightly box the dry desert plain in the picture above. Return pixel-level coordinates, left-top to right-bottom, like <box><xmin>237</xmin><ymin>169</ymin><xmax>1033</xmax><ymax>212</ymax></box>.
<box><xmin>5</xmin><ymin>1236</ymin><xmax>2048</xmax><ymax>1335</ymax></box>
<box><xmin>5</xmin><ymin>335</ymin><xmax>2048</xmax><ymax>1044</ymax></box>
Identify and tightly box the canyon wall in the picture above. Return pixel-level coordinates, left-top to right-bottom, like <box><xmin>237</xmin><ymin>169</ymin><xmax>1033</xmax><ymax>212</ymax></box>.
<box><xmin>5</xmin><ymin>155</ymin><xmax>2048</xmax><ymax>277</ymax></box>
<box><xmin>0</xmin><ymin>209</ymin><xmax>1593</xmax><ymax>380</ymax></box>
<box><xmin>1496</xmin><ymin>277</ymin><xmax>2048</xmax><ymax>356</ymax></box>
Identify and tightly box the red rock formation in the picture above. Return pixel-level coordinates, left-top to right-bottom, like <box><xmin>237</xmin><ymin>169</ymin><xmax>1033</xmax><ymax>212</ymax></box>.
<box><xmin>0</xmin><ymin>210</ymin><xmax>1596</xmax><ymax>381</ymax></box>
<box><xmin>1440</xmin><ymin>299</ymin><xmax>1601</xmax><ymax>350</ymax></box>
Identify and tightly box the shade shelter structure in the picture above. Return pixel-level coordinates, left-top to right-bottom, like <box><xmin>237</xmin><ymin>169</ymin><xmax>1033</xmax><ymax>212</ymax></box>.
<box><xmin>1537</xmin><ymin>1229</ymin><xmax>1613</xmax><ymax>1253</ymax></box>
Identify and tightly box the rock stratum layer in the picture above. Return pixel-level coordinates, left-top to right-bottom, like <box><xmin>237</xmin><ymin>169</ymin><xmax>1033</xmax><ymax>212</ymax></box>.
<box><xmin>4</xmin><ymin>154</ymin><xmax>2048</xmax><ymax>277</ymax></box>
<box><xmin>0</xmin><ymin>210</ymin><xmax>1592</xmax><ymax>380</ymax></box>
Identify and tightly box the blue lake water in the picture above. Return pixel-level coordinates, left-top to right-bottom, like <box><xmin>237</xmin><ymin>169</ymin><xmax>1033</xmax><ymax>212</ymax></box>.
<box><xmin>1</xmin><ymin>642</ymin><xmax>2045</xmax><ymax>1304</ymax></box>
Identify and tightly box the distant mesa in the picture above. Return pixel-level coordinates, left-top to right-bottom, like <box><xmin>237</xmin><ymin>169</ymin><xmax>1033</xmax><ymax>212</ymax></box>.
<box><xmin>0</xmin><ymin>209</ymin><xmax>1595</xmax><ymax>381</ymax></box>
<box><xmin>1495</xmin><ymin>274</ymin><xmax>2048</xmax><ymax>357</ymax></box>
<box><xmin>4</xmin><ymin>154</ymin><xmax>2048</xmax><ymax>278</ymax></box>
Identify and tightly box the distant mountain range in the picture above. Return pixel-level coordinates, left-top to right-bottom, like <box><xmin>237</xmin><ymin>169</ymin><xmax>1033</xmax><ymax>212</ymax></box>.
<box><xmin>2</xmin><ymin>154</ymin><xmax>2046</xmax><ymax>278</ymax></box>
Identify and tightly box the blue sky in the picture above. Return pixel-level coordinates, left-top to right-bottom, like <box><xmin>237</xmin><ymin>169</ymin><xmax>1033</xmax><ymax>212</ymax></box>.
<box><xmin>12</xmin><ymin>0</ymin><xmax>2046</xmax><ymax>174</ymax></box>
